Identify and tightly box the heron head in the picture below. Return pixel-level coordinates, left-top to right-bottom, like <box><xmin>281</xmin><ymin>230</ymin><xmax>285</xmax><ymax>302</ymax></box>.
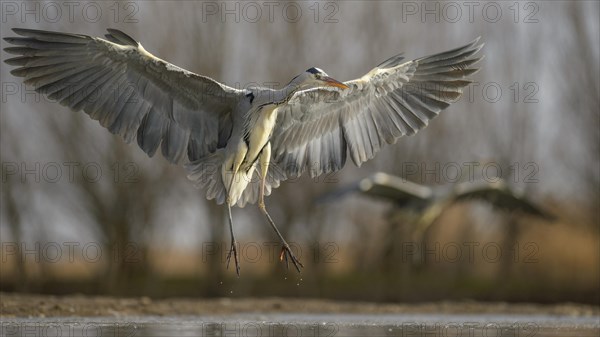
<box><xmin>299</xmin><ymin>67</ymin><xmax>349</xmax><ymax>90</ymax></box>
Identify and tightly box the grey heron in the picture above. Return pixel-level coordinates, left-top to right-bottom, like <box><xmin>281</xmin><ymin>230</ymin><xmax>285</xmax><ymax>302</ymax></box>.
<box><xmin>4</xmin><ymin>28</ymin><xmax>483</xmax><ymax>275</ymax></box>
<box><xmin>319</xmin><ymin>172</ymin><xmax>555</xmax><ymax>244</ymax></box>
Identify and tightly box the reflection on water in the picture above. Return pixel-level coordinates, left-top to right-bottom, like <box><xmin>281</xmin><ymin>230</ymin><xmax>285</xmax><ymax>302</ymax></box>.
<box><xmin>2</xmin><ymin>314</ymin><xmax>599</xmax><ymax>337</ymax></box>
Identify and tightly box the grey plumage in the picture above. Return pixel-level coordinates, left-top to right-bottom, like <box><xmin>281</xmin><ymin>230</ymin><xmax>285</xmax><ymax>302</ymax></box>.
<box><xmin>5</xmin><ymin>28</ymin><xmax>242</xmax><ymax>166</ymax></box>
<box><xmin>4</xmin><ymin>28</ymin><xmax>483</xmax><ymax>274</ymax></box>
<box><xmin>319</xmin><ymin>172</ymin><xmax>556</xmax><ymax>242</ymax></box>
<box><xmin>271</xmin><ymin>38</ymin><xmax>483</xmax><ymax>179</ymax></box>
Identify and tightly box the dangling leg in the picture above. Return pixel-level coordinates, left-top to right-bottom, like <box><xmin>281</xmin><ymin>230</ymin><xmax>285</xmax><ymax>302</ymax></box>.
<box><xmin>225</xmin><ymin>199</ymin><xmax>240</xmax><ymax>276</ymax></box>
<box><xmin>258</xmin><ymin>143</ymin><xmax>303</xmax><ymax>272</ymax></box>
<box><xmin>224</xmin><ymin>148</ymin><xmax>247</xmax><ymax>277</ymax></box>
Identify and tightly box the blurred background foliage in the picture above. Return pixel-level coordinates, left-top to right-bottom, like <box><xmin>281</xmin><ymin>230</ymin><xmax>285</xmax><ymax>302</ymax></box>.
<box><xmin>0</xmin><ymin>0</ymin><xmax>598</xmax><ymax>304</ymax></box>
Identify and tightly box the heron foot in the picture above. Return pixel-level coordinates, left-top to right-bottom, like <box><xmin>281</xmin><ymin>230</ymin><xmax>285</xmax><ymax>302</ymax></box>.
<box><xmin>226</xmin><ymin>240</ymin><xmax>240</xmax><ymax>277</ymax></box>
<box><xmin>279</xmin><ymin>243</ymin><xmax>304</xmax><ymax>273</ymax></box>
<box><xmin>258</xmin><ymin>196</ymin><xmax>303</xmax><ymax>273</ymax></box>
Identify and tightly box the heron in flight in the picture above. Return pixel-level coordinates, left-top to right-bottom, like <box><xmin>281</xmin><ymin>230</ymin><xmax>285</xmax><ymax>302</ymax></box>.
<box><xmin>319</xmin><ymin>172</ymin><xmax>555</xmax><ymax>244</ymax></box>
<box><xmin>4</xmin><ymin>28</ymin><xmax>483</xmax><ymax>275</ymax></box>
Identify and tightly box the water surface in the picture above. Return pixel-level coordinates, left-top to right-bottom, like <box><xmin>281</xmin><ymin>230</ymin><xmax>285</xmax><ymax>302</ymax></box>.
<box><xmin>2</xmin><ymin>313</ymin><xmax>599</xmax><ymax>336</ymax></box>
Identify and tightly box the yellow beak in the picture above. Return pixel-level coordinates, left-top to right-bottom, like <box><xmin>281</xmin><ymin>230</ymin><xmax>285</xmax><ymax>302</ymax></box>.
<box><xmin>323</xmin><ymin>76</ymin><xmax>349</xmax><ymax>90</ymax></box>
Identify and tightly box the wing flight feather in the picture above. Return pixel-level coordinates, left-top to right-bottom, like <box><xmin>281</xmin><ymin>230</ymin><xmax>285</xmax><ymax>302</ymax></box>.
<box><xmin>270</xmin><ymin>38</ymin><xmax>483</xmax><ymax>178</ymax></box>
<box><xmin>4</xmin><ymin>28</ymin><xmax>245</xmax><ymax>163</ymax></box>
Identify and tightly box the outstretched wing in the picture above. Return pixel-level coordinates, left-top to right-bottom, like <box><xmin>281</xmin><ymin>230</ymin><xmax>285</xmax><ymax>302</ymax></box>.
<box><xmin>316</xmin><ymin>172</ymin><xmax>433</xmax><ymax>207</ymax></box>
<box><xmin>452</xmin><ymin>179</ymin><xmax>556</xmax><ymax>220</ymax></box>
<box><xmin>271</xmin><ymin>38</ymin><xmax>483</xmax><ymax>178</ymax></box>
<box><xmin>4</xmin><ymin>28</ymin><xmax>245</xmax><ymax>163</ymax></box>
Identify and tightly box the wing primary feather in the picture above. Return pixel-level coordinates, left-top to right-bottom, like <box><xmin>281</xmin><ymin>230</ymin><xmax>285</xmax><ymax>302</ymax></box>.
<box><xmin>105</xmin><ymin>28</ymin><xmax>139</xmax><ymax>46</ymax></box>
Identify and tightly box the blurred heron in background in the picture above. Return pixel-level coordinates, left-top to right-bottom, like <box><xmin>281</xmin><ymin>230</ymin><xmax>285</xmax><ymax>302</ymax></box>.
<box><xmin>4</xmin><ymin>28</ymin><xmax>482</xmax><ymax>275</ymax></box>
<box><xmin>319</xmin><ymin>172</ymin><xmax>555</xmax><ymax>250</ymax></box>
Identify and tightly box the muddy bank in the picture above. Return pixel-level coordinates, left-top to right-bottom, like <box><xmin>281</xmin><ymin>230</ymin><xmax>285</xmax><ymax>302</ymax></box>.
<box><xmin>1</xmin><ymin>292</ymin><xmax>598</xmax><ymax>318</ymax></box>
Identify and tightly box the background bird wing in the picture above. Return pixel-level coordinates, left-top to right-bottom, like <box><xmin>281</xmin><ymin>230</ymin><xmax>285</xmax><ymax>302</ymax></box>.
<box><xmin>452</xmin><ymin>179</ymin><xmax>556</xmax><ymax>220</ymax></box>
<box><xmin>4</xmin><ymin>28</ymin><xmax>245</xmax><ymax>163</ymax></box>
<box><xmin>270</xmin><ymin>38</ymin><xmax>483</xmax><ymax>178</ymax></box>
<box><xmin>316</xmin><ymin>172</ymin><xmax>433</xmax><ymax>205</ymax></box>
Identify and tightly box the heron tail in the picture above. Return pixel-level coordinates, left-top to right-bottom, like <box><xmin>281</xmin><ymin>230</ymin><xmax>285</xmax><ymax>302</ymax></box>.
<box><xmin>185</xmin><ymin>150</ymin><xmax>288</xmax><ymax>208</ymax></box>
<box><xmin>185</xmin><ymin>150</ymin><xmax>227</xmax><ymax>205</ymax></box>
